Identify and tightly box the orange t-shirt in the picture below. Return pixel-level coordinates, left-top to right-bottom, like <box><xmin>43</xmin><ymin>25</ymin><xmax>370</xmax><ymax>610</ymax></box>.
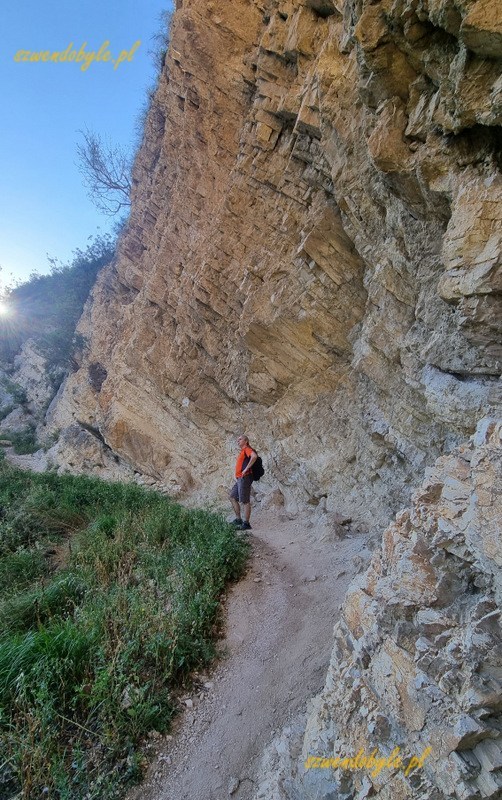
<box><xmin>235</xmin><ymin>446</ymin><xmax>255</xmax><ymax>478</ymax></box>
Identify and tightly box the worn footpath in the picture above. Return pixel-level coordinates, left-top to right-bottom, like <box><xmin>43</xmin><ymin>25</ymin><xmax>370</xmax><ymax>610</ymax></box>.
<box><xmin>128</xmin><ymin>508</ymin><xmax>371</xmax><ymax>800</ymax></box>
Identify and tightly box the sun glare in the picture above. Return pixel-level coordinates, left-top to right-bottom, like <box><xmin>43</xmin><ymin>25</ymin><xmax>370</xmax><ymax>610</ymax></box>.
<box><xmin>0</xmin><ymin>301</ymin><xmax>11</xmax><ymax>316</ymax></box>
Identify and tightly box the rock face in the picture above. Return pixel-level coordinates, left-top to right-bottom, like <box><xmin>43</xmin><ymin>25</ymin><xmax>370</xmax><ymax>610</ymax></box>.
<box><xmin>10</xmin><ymin>340</ymin><xmax>53</xmax><ymax>416</ymax></box>
<box><xmin>253</xmin><ymin>418</ymin><xmax>502</xmax><ymax>799</ymax></box>
<box><xmin>0</xmin><ymin>339</ymin><xmax>54</xmax><ymax>433</ymax></box>
<box><xmin>49</xmin><ymin>0</ymin><xmax>501</xmax><ymax>526</ymax></box>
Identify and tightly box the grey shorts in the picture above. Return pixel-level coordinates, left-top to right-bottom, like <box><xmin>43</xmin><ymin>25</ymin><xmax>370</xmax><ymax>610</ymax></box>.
<box><xmin>230</xmin><ymin>476</ymin><xmax>252</xmax><ymax>504</ymax></box>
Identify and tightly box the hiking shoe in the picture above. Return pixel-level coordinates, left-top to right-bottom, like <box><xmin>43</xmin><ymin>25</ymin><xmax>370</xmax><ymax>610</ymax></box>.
<box><xmin>240</xmin><ymin>521</ymin><xmax>252</xmax><ymax>531</ymax></box>
<box><xmin>231</xmin><ymin>518</ymin><xmax>243</xmax><ymax>526</ymax></box>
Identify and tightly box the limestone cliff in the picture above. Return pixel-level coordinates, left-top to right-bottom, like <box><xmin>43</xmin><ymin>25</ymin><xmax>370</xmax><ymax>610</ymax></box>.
<box><xmin>253</xmin><ymin>418</ymin><xmax>502</xmax><ymax>799</ymax></box>
<box><xmin>49</xmin><ymin>0</ymin><xmax>501</xmax><ymax>529</ymax></box>
<box><xmin>45</xmin><ymin>3</ymin><xmax>502</xmax><ymax>797</ymax></box>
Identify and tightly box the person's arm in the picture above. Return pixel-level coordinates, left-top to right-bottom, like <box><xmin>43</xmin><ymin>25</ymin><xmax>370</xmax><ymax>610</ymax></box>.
<box><xmin>242</xmin><ymin>450</ymin><xmax>257</xmax><ymax>476</ymax></box>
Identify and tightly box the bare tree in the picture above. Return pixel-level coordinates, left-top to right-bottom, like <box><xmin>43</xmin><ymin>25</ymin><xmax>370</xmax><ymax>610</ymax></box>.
<box><xmin>150</xmin><ymin>8</ymin><xmax>173</xmax><ymax>71</ymax></box>
<box><xmin>76</xmin><ymin>129</ymin><xmax>132</xmax><ymax>216</ymax></box>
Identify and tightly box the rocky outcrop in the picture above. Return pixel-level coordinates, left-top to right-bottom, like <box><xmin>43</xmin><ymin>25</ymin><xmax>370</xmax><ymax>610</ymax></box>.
<box><xmin>11</xmin><ymin>340</ymin><xmax>54</xmax><ymax>416</ymax></box>
<box><xmin>0</xmin><ymin>339</ymin><xmax>54</xmax><ymax>433</ymax></box>
<box><xmin>253</xmin><ymin>417</ymin><xmax>502</xmax><ymax>799</ymax></box>
<box><xmin>49</xmin><ymin>0</ymin><xmax>501</xmax><ymax>527</ymax></box>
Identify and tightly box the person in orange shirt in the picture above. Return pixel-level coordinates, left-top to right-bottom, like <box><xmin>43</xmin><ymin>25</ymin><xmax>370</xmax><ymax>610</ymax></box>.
<box><xmin>229</xmin><ymin>434</ymin><xmax>257</xmax><ymax>531</ymax></box>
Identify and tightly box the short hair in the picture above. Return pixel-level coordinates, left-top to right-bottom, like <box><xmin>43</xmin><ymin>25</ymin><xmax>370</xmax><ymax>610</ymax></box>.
<box><xmin>238</xmin><ymin>434</ymin><xmax>249</xmax><ymax>444</ymax></box>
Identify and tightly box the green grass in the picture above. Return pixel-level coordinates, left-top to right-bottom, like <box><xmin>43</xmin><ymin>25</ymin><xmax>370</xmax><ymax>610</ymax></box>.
<box><xmin>0</xmin><ymin>463</ymin><xmax>249</xmax><ymax>799</ymax></box>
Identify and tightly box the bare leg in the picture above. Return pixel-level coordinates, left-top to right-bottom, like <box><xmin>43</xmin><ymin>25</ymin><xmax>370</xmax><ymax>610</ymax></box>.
<box><xmin>242</xmin><ymin>502</ymin><xmax>251</xmax><ymax>523</ymax></box>
<box><xmin>230</xmin><ymin>497</ymin><xmax>241</xmax><ymax>518</ymax></box>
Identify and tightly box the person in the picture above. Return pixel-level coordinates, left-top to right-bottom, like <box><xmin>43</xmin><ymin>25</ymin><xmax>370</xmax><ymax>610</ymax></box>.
<box><xmin>229</xmin><ymin>434</ymin><xmax>257</xmax><ymax>531</ymax></box>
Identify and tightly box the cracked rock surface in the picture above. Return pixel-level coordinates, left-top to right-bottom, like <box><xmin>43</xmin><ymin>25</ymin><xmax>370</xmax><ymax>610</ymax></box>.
<box><xmin>48</xmin><ymin>0</ymin><xmax>501</xmax><ymax>530</ymax></box>
<box><xmin>252</xmin><ymin>419</ymin><xmax>502</xmax><ymax>799</ymax></box>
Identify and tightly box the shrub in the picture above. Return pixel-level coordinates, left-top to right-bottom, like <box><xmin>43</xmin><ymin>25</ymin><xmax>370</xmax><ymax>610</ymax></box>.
<box><xmin>0</xmin><ymin>405</ymin><xmax>14</xmax><ymax>422</ymax></box>
<box><xmin>6</xmin><ymin>426</ymin><xmax>39</xmax><ymax>455</ymax></box>
<box><xmin>0</xmin><ymin>378</ymin><xmax>27</xmax><ymax>406</ymax></box>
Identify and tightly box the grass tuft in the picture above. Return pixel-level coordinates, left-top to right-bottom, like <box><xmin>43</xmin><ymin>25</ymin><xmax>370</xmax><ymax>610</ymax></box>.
<box><xmin>0</xmin><ymin>463</ymin><xmax>249</xmax><ymax>799</ymax></box>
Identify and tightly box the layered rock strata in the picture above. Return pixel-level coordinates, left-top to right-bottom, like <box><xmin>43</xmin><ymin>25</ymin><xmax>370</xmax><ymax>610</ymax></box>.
<box><xmin>253</xmin><ymin>418</ymin><xmax>502</xmax><ymax>800</ymax></box>
<box><xmin>49</xmin><ymin>0</ymin><xmax>501</xmax><ymax>527</ymax></box>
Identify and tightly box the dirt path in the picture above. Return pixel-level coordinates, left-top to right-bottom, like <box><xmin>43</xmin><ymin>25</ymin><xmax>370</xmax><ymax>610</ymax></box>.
<box><xmin>128</xmin><ymin>509</ymin><xmax>369</xmax><ymax>800</ymax></box>
<box><xmin>2</xmin><ymin>445</ymin><xmax>369</xmax><ymax>797</ymax></box>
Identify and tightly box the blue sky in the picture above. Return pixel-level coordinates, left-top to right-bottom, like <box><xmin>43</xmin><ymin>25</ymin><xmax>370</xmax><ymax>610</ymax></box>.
<box><xmin>1</xmin><ymin>0</ymin><xmax>173</xmax><ymax>286</ymax></box>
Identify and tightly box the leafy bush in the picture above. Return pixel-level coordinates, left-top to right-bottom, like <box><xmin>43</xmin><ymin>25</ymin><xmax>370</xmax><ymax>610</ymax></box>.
<box><xmin>0</xmin><ymin>405</ymin><xmax>14</xmax><ymax>422</ymax></box>
<box><xmin>6</xmin><ymin>425</ymin><xmax>39</xmax><ymax>455</ymax></box>
<box><xmin>0</xmin><ymin>464</ymin><xmax>249</xmax><ymax>799</ymax></box>
<box><xmin>0</xmin><ymin>378</ymin><xmax>27</xmax><ymax>406</ymax></box>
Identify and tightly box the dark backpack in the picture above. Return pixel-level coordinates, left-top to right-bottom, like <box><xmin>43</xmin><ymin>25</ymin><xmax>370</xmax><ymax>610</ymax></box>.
<box><xmin>243</xmin><ymin>452</ymin><xmax>265</xmax><ymax>481</ymax></box>
<box><xmin>251</xmin><ymin>455</ymin><xmax>265</xmax><ymax>481</ymax></box>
